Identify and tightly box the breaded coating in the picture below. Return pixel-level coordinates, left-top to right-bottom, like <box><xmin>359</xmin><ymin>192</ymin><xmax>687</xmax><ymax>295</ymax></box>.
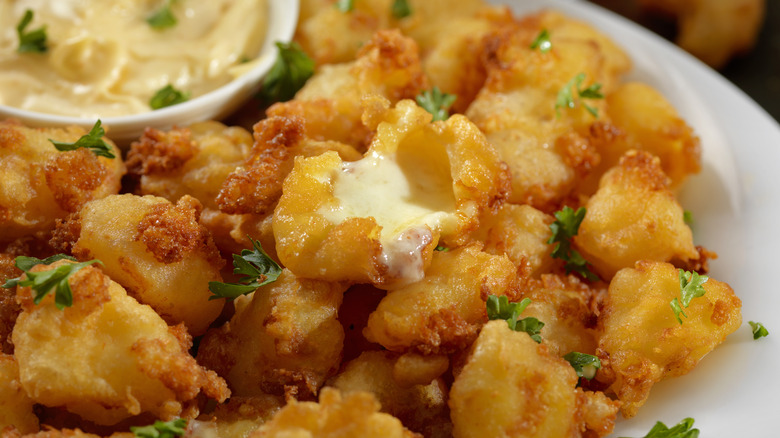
<box><xmin>273</xmin><ymin>98</ymin><xmax>510</xmax><ymax>287</ymax></box>
<box><xmin>0</xmin><ymin>256</ymin><xmax>20</xmax><ymax>355</ymax></box>
<box><xmin>478</xmin><ymin>204</ymin><xmax>556</xmax><ymax>278</ymax></box>
<box><xmin>216</xmin><ymin>116</ymin><xmax>361</xmax><ymax>216</ymax></box>
<box><xmin>639</xmin><ymin>0</ymin><xmax>765</xmax><ymax>68</ymax></box>
<box><xmin>364</xmin><ymin>244</ymin><xmax>520</xmax><ymax>354</ymax></box>
<box><xmin>0</xmin><ymin>354</ymin><xmax>38</xmax><ymax>434</ymax></box>
<box><xmin>52</xmin><ymin>194</ymin><xmax>225</xmax><ymax>336</ymax></box>
<box><xmin>11</xmin><ymin>261</ymin><xmax>229</xmax><ymax>425</ymax></box>
<box><xmin>269</xmin><ymin>29</ymin><xmax>428</xmax><ymax>149</ymax></box>
<box><xmin>574</xmin><ymin>151</ymin><xmax>699</xmax><ymax>280</ymax></box>
<box><xmin>0</xmin><ymin>119</ymin><xmax>125</xmax><ymax>243</ymax></box>
<box><xmin>197</xmin><ymin>270</ymin><xmax>346</xmax><ymax>398</ymax></box>
<box><xmin>250</xmin><ymin>387</ymin><xmax>420</xmax><ymax>438</ymax></box>
<box><xmin>329</xmin><ymin>351</ymin><xmax>452</xmax><ymax>438</ymax></box>
<box><xmin>522</xmin><ymin>274</ymin><xmax>601</xmax><ymax>358</ymax></box>
<box><xmin>126</xmin><ymin>121</ymin><xmax>254</xmax><ymax>210</ymax></box>
<box><xmin>595</xmin><ymin>261</ymin><xmax>742</xmax><ymax>417</ymax></box>
<box><xmin>0</xmin><ymin>428</ymin><xmax>106</xmax><ymax>438</ymax></box>
<box><xmin>465</xmin><ymin>11</ymin><xmax>630</xmax><ymax>210</ymax></box>
<box><xmin>449</xmin><ymin>320</ymin><xmax>619</xmax><ymax>438</ymax></box>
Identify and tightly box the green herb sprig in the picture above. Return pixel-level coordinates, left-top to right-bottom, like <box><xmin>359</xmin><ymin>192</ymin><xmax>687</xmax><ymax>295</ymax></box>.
<box><xmin>670</xmin><ymin>269</ymin><xmax>708</xmax><ymax>324</ymax></box>
<box><xmin>2</xmin><ymin>255</ymin><xmax>101</xmax><ymax>310</ymax></box>
<box><xmin>548</xmin><ymin>206</ymin><xmax>598</xmax><ymax>281</ymax></box>
<box><xmin>416</xmin><ymin>87</ymin><xmax>457</xmax><ymax>122</ymax></box>
<box><xmin>486</xmin><ymin>294</ymin><xmax>544</xmax><ymax>343</ymax></box>
<box><xmin>208</xmin><ymin>237</ymin><xmax>282</xmax><ymax>300</ymax></box>
<box><xmin>563</xmin><ymin>352</ymin><xmax>601</xmax><ymax>380</ymax></box>
<box><xmin>336</xmin><ymin>0</ymin><xmax>354</xmax><ymax>12</ymax></box>
<box><xmin>17</xmin><ymin>9</ymin><xmax>48</xmax><ymax>53</ymax></box>
<box><xmin>555</xmin><ymin>73</ymin><xmax>604</xmax><ymax>118</ymax></box>
<box><xmin>49</xmin><ymin>120</ymin><xmax>115</xmax><ymax>159</ymax></box>
<box><xmin>131</xmin><ymin>418</ymin><xmax>187</xmax><ymax>438</ymax></box>
<box><xmin>749</xmin><ymin>321</ymin><xmax>769</xmax><ymax>340</ymax></box>
<box><xmin>260</xmin><ymin>42</ymin><xmax>315</xmax><ymax>104</ymax></box>
<box><xmin>620</xmin><ymin>417</ymin><xmax>699</xmax><ymax>438</ymax></box>
<box><xmin>392</xmin><ymin>0</ymin><xmax>412</xmax><ymax>19</ymax></box>
<box><xmin>150</xmin><ymin>85</ymin><xmax>189</xmax><ymax>110</ymax></box>
<box><xmin>147</xmin><ymin>0</ymin><xmax>178</xmax><ymax>30</ymax></box>
<box><xmin>530</xmin><ymin>29</ymin><xmax>552</xmax><ymax>53</ymax></box>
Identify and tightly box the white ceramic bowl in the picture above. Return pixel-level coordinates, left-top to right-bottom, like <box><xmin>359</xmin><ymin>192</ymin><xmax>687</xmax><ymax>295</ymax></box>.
<box><xmin>0</xmin><ymin>0</ymin><xmax>299</xmax><ymax>145</ymax></box>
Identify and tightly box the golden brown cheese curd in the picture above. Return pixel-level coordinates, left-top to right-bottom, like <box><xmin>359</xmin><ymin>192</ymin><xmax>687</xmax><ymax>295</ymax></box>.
<box><xmin>268</xmin><ymin>29</ymin><xmax>428</xmax><ymax>150</ymax></box>
<box><xmin>449</xmin><ymin>320</ymin><xmax>620</xmax><ymax>438</ymax></box>
<box><xmin>0</xmin><ymin>354</ymin><xmax>38</xmax><ymax>434</ymax></box>
<box><xmin>126</xmin><ymin>121</ymin><xmax>254</xmax><ymax>211</ymax></box>
<box><xmin>273</xmin><ymin>97</ymin><xmax>509</xmax><ymax>287</ymax></box>
<box><xmin>197</xmin><ymin>269</ymin><xmax>346</xmax><ymax>399</ymax></box>
<box><xmin>574</xmin><ymin>150</ymin><xmax>699</xmax><ymax>280</ymax></box>
<box><xmin>364</xmin><ymin>244</ymin><xmax>520</xmax><ymax>354</ymax></box>
<box><xmin>51</xmin><ymin>194</ymin><xmax>224</xmax><ymax>336</ymax></box>
<box><xmin>465</xmin><ymin>12</ymin><xmax>628</xmax><ymax>210</ymax></box>
<box><xmin>190</xmin><ymin>395</ymin><xmax>285</xmax><ymax>438</ymax></box>
<box><xmin>596</xmin><ymin>260</ymin><xmax>742</xmax><ymax>418</ymax></box>
<box><xmin>328</xmin><ymin>351</ymin><xmax>452</xmax><ymax>438</ymax></box>
<box><xmin>250</xmin><ymin>387</ymin><xmax>419</xmax><ymax>438</ymax></box>
<box><xmin>11</xmin><ymin>261</ymin><xmax>228</xmax><ymax>425</ymax></box>
<box><xmin>0</xmin><ymin>120</ymin><xmax>125</xmax><ymax>243</ymax></box>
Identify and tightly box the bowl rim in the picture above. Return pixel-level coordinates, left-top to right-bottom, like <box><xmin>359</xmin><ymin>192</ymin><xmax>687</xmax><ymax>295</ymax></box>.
<box><xmin>0</xmin><ymin>0</ymin><xmax>299</xmax><ymax>135</ymax></box>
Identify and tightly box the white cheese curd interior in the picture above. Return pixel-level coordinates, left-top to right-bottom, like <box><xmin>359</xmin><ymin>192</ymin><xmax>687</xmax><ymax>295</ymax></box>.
<box><xmin>320</xmin><ymin>130</ymin><xmax>458</xmax><ymax>283</ymax></box>
<box><xmin>0</xmin><ymin>0</ymin><xmax>267</xmax><ymax>117</ymax></box>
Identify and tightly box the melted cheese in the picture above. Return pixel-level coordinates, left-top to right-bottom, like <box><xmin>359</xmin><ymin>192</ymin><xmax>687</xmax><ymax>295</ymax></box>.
<box><xmin>0</xmin><ymin>0</ymin><xmax>267</xmax><ymax>117</ymax></box>
<box><xmin>319</xmin><ymin>149</ymin><xmax>457</xmax><ymax>283</ymax></box>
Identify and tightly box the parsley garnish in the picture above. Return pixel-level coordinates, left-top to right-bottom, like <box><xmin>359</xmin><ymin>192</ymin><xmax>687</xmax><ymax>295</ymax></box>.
<box><xmin>547</xmin><ymin>206</ymin><xmax>598</xmax><ymax>281</ymax></box>
<box><xmin>336</xmin><ymin>0</ymin><xmax>354</xmax><ymax>12</ymax></box>
<box><xmin>563</xmin><ymin>352</ymin><xmax>601</xmax><ymax>380</ymax></box>
<box><xmin>131</xmin><ymin>418</ymin><xmax>187</xmax><ymax>438</ymax></box>
<box><xmin>208</xmin><ymin>237</ymin><xmax>281</xmax><ymax>300</ymax></box>
<box><xmin>434</xmin><ymin>245</ymin><xmax>449</xmax><ymax>252</ymax></box>
<box><xmin>555</xmin><ymin>73</ymin><xmax>604</xmax><ymax>118</ymax></box>
<box><xmin>486</xmin><ymin>294</ymin><xmax>544</xmax><ymax>343</ymax></box>
<box><xmin>620</xmin><ymin>417</ymin><xmax>699</xmax><ymax>438</ymax></box>
<box><xmin>749</xmin><ymin>321</ymin><xmax>769</xmax><ymax>340</ymax></box>
<box><xmin>2</xmin><ymin>255</ymin><xmax>101</xmax><ymax>310</ymax></box>
<box><xmin>530</xmin><ymin>29</ymin><xmax>552</xmax><ymax>53</ymax></box>
<box><xmin>147</xmin><ymin>0</ymin><xmax>177</xmax><ymax>30</ymax></box>
<box><xmin>683</xmin><ymin>210</ymin><xmax>694</xmax><ymax>226</ymax></box>
<box><xmin>416</xmin><ymin>87</ymin><xmax>457</xmax><ymax>122</ymax></box>
<box><xmin>670</xmin><ymin>269</ymin><xmax>708</xmax><ymax>324</ymax></box>
<box><xmin>392</xmin><ymin>0</ymin><xmax>412</xmax><ymax>18</ymax></box>
<box><xmin>49</xmin><ymin>120</ymin><xmax>116</xmax><ymax>159</ymax></box>
<box><xmin>149</xmin><ymin>85</ymin><xmax>189</xmax><ymax>110</ymax></box>
<box><xmin>260</xmin><ymin>41</ymin><xmax>315</xmax><ymax>104</ymax></box>
<box><xmin>16</xmin><ymin>9</ymin><xmax>48</xmax><ymax>54</ymax></box>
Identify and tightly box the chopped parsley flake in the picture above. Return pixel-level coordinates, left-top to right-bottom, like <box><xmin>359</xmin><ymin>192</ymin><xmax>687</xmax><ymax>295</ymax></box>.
<box><xmin>208</xmin><ymin>237</ymin><xmax>282</xmax><ymax>300</ymax></box>
<box><xmin>2</xmin><ymin>255</ymin><xmax>101</xmax><ymax>310</ymax></box>
<box><xmin>530</xmin><ymin>29</ymin><xmax>552</xmax><ymax>53</ymax></box>
<box><xmin>260</xmin><ymin>41</ymin><xmax>315</xmax><ymax>104</ymax></box>
<box><xmin>416</xmin><ymin>87</ymin><xmax>457</xmax><ymax>122</ymax></box>
<box><xmin>149</xmin><ymin>85</ymin><xmax>190</xmax><ymax>110</ymax></box>
<box><xmin>49</xmin><ymin>120</ymin><xmax>116</xmax><ymax>159</ymax></box>
<box><xmin>16</xmin><ymin>9</ymin><xmax>48</xmax><ymax>54</ymax></box>
<box><xmin>548</xmin><ymin>206</ymin><xmax>599</xmax><ymax>281</ymax></box>
<box><xmin>670</xmin><ymin>269</ymin><xmax>708</xmax><ymax>324</ymax></box>
<box><xmin>555</xmin><ymin>73</ymin><xmax>604</xmax><ymax>118</ymax></box>
<box><xmin>486</xmin><ymin>294</ymin><xmax>544</xmax><ymax>343</ymax></box>
<box><xmin>749</xmin><ymin>321</ymin><xmax>769</xmax><ymax>340</ymax></box>
<box><xmin>131</xmin><ymin>418</ymin><xmax>187</xmax><ymax>438</ymax></box>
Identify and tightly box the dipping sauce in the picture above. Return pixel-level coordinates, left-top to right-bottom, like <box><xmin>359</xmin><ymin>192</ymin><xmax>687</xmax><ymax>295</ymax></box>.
<box><xmin>0</xmin><ymin>0</ymin><xmax>268</xmax><ymax>117</ymax></box>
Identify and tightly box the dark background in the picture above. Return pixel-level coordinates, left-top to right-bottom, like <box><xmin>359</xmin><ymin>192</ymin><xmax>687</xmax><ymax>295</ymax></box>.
<box><xmin>589</xmin><ymin>0</ymin><xmax>780</xmax><ymax>122</ymax></box>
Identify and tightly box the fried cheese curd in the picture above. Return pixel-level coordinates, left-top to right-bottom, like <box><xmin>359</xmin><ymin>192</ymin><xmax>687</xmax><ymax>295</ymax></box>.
<box><xmin>51</xmin><ymin>194</ymin><xmax>225</xmax><ymax>336</ymax></box>
<box><xmin>638</xmin><ymin>0</ymin><xmax>765</xmax><ymax>68</ymax></box>
<box><xmin>0</xmin><ymin>354</ymin><xmax>38</xmax><ymax>434</ymax></box>
<box><xmin>574</xmin><ymin>150</ymin><xmax>699</xmax><ymax>280</ymax></box>
<box><xmin>268</xmin><ymin>29</ymin><xmax>428</xmax><ymax>149</ymax></box>
<box><xmin>465</xmin><ymin>11</ymin><xmax>631</xmax><ymax>210</ymax></box>
<box><xmin>0</xmin><ymin>119</ymin><xmax>125</xmax><ymax>244</ymax></box>
<box><xmin>11</xmin><ymin>261</ymin><xmax>228</xmax><ymax>425</ymax></box>
<box><xmin>449</xmin><ymin>320</ymin><xmax>620</xmax><ymax>438</ymax></box>
<box><xmin>595</xmin><ymin>261</ymin><xmax>742</xmax><ymax>417</ymax></box>
<box><xmin>197</xmin><ymin>269</ymin><xmax>346</xmax><ymax>399</ymax></box>
<box><xmin>273</xmin><ymin>97</ymin><xmax>510</xmax><ymax>287</ymax></box>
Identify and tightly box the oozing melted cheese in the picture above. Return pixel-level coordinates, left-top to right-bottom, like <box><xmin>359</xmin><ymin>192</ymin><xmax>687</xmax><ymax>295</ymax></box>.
<box><xmin>319</xmin><ymin>149</ymin><xmax>457</xmax><ymax>283</ymax></box>
<box><xmin>0</xmin><ymin>0</ymin><xmax>267</xmax><ymax>117</ymax></box>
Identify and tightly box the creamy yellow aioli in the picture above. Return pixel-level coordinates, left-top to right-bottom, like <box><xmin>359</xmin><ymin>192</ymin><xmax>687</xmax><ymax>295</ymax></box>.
<box><xmin>319</xmin><ymin>149</ymin><xmax>458</xmax><ymax>283</ymax></box>
<box><xmin>0</xmin><ymin>0</ymin><xmax>268</xmax><ymax>117</ymax></box>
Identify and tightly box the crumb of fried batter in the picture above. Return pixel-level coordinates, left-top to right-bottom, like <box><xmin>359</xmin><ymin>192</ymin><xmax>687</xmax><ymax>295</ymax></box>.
<box><xmin>44</xmin><ymin>149</ymin><xmax>108</xmax><ymax>213</ymax></box>
<box><xmin>126</xmin><ymin>126</ymin><xmax>197</xmax><ymax>176</ymax></box>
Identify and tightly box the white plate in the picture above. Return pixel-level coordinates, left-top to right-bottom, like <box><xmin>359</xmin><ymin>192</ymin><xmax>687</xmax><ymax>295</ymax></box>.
<box><xmin>489</xmin><ymin>0</ymin><xmax>780</xmax><ymax>436</ymax></box>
